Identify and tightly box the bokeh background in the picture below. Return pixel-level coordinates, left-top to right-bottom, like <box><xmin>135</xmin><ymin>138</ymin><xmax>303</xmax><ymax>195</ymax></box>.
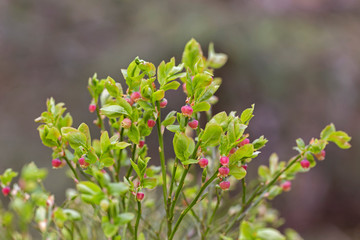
<box><xmin>1</xmin><ymin>0</ymin><xmax>359</xmax><ymax>239</ymax></box>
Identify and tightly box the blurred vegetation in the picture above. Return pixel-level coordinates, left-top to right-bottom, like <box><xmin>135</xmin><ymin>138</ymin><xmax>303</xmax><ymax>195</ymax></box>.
<box><xmin>0</xmin><ymin>0</ymin><xmax>359</xmax><ymax>239</ymax></box>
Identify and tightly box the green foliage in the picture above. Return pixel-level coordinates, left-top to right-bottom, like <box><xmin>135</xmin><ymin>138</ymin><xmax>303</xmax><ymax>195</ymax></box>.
<box><xmin>0</xmin><ymin>38</ymin><xmax>351</xmax><ymax>240</ymax></box>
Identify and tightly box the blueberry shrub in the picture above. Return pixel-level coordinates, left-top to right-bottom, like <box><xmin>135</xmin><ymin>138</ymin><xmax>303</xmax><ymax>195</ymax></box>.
<box><xmin>0</xmin><ymin>39</ymin><xmax>351</xmax><ymax>240</ymax></box>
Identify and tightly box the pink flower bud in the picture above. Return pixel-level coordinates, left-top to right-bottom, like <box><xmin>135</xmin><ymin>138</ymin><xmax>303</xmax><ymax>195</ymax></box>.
<box><xmin>281</xmin><ymin>181</ymin><xmax>292</xmax><ymax>192</ymax></box>
<box><xmin>188</xmin><ymin>120</ymin><xmax>198</xmax><ymax>129</ymax></box>
<box><xmin>160</xmin><ymin>98</ymin><xmax>168</xmax><ymax>108</ymax></box>
<box><xmin>147</xmin><ymin>119</ymin><xmax>156</xmax><ymax>128</ymax></box>
<box><xmin>131</xmin><ymin>92</ymin><xmax>141</xmax><ymax>102</ymax></box>
<box><xmin>239</xmin><ymin>138</ymin><xmax>250</xmax><ymax>147</ymax></box>
<box><xmin>219</xmin><ymin>181</ymin><xmax>230</xmax><ymax>190</ymax></box>
<box><xmin>52</xmin><ymin>159</ymin><xmax>62</xmax><ymax>168</ymax></box>
<box><xmin>242</xmin><ymin>164</ymin><xmax>248</xmax><ymax>171</ymax></box>
<box><xmin>220</xmin><ymin>156</ymin><xmax>229</xmax><ymax>166</ymax></box>
<box><xmin>136</xmin><ymin>192</ymin><xmax>145</xmax><ymax>201</ymax></box>
<box><xmin>218</xmin><ymin>167</ymin><xmax>230</xmax><ymax>177</ymax></box>
<box><xmin>198</xmin><ymin>158</ymin><xmax>208</xmax><ymax>168</ymax></box>
<box><xmin>229</xmin><ymin>148</ymin><xmax>237</xmax><ymax>154</ymax></box>
<box><xmin>315</xmin><ymin>150</ymin><xmax>326</xmax><ymax>161</ymax></box>
<box><xmin>125</xmin><ymin>97</ymin><xmax>134</xmax><ymax>106</ymax></box>
<box><xmin>78</xmin><ymin>157</ymin><xmax>89</xmax><ymax>168</ymax></box>
<box><xmin>139</xmin><ymin>140</ymin><xmax>145</xmax><ymax>148</ymax></box>
<box><xmin>121</xmin><ymin>118</ymin><xmax>132</xmax><ymax>129</ymax></box>
<box><xmin>89</xmin><ymin>104</ymin><xmax>96</xmax><ymax>113</ymax></box>
<box><xmin>2</xmin><ymin>187</ymin><xmax>10</xmax><ymax>196</ymax></box>
<box><xmin>181</xmin><ymin>105</ymin><xmax>193</xmax><ymax>117</ymax></box>
<box><xmin>300</xmin><ymin>159</ymin><xmax>310</xmax><ymax>169</ymax></box>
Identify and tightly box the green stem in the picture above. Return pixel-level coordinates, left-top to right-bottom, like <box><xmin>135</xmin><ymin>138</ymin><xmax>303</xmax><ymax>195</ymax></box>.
<box><xmin>115</xmin><ymin>128</ymin><xmax>125</xmax><ymax>181</ymax></box>
<box><xmin>155</xmin><ymin>101</ymin><xmax>169</xmax><ymax>235</ymax></box>
<box><xmin>126</xmin><ymin>144</ymin><xmax>137</xmax><ymax>179</ymax></box>
<box><xmin>96</xmin><ymin>105</ymin><xmax>105</xmax><ymax>131</ymax></box>
<box><xmin>63</xmin><ymin>157</ymin><xmax>79</xmax><ymax>180</ymax></box>
<box><xmin>241</xmin><ymin>178</ymin><xmax>246</xmax><ymax>207</ymax></box>
<box><xmin>203</xmin><ymin>189</ymin><xmax>221</xmax><ymax>238</ymax></box>
<box><xmin>135</xmin><ymin>201</ymin><xmax>141</xmax><ymax>240</ymax></box>
<box><xmin>223</xmin><ymin>155</ymin><xmax>301</xmax><ymax>234</ymax></box>
<box><xmin>169</xmin><ymin>172</ymin><xmax>218</xmax><ymax>240</ymax></box>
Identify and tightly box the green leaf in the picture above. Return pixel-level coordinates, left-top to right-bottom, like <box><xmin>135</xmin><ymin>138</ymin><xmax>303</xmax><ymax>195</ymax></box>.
<box><xmin>252</xmin><ymin>136</ymin><xmax>268</xmax><ymax>150</ymax></box>
<box><xmin>130</xmin><ymin>159</ymin><xmax>142</xmax><ymax>178</ymax></box>
<box><xmin>200</xmin><ymin>123</ymin><xmax>223</xmax><ymax>147</ymax></box>
<box><xmin>295</xmin><ymin>138</ymin><xmax>305</xmax><ymax>150</ymax></box>
<box><xmin>100</xmin><ymin>157</ymin><xmax>114</xmax><ymax>167</ymax></box>
<box><xmin>328</xmin><ymin>131</ymin><xmax>351</xmax><ymax>149</ymax></box>
<box><xmin>208</xmin><ymin>42</ymin><xmax>228</xmax><ymax>69</ymax></box>
<box><xmin>192</xmin><ymin>102</ymin><xmax>211</xmax><ymax>113</ymax></box>
<box><xmin>182</xmin><ymin>38</ymin><xmax>203</xmax><ymax>72</ymax></box>
<box><xmin>173</xmin><ymin>132</ymin><xmax>195</xmax><ymax>162</ymax></box>
<box><xmin>63</xmin><ymin>209</ymin><xmax>82</xmax><ymax>221</ymax></box>
<box><xmin>161</xmin><ymin>81</ymin><xmax>181</xmax><ymax>91</ymax></box>
<box><xmin>61</xmin><ymin>127</ymin><xmax>87</xmax><ymax>149</ymax></box>
<box><xmin>229</xmin><ymin>165</ymin><xmax>247</xmax><ymax>180</ymax></box>
<box><xmin>166</xmin><ymin>125</ymin><xmax>181</xmax><ymax>133</ymax></box>
<box><xmin>0</xmin><ymin>169</ymin><xmax>18</xmax><ymax>186</ymax></box>
<box><xmin>239</xmin><ymin>221</ymin><xmax>254</xmax><ymax>240</ymax></box>
<box><xmin>182</xmin><ymin>159</ymin><xmax>199</xmax><ymax>165</ymax></box>
<box><xmin>240</xmin><ymin>104</ymin><xmax>255</xmax><ymax>124</ymax></box>
<box><xmin>229</xmin><ymin>144</ymin><xmax>254</xmax><ymax>164</ymax></box>
<box><xmin>116</xmin><ymin>97</ymin><xmax>133</xmax><ymax>116</ymax></box>
<box><xmin>209</xmin><ymin>112</ymin><xmax>228</xmax><ymax>130</ymax></box>
<box><xmin>142</xmin><ymin>177</ymin><xmax>157</xmax><ymax>189</ymax></box>
<box><xmin>117</xmin><ymin>212</ymin><xmax>135</xmax><ymax>225</ymax></box>
<box><xmin>193</xmin><ymin>73</ymin><xmax>212</xmax><ymax>89</ymax></box>
<box><xmin>128</xmin><ymin>124</ymin><xmax>140</xmax><ymax>144</ymax></box>
<box><xmin>77</xmin><ymin>181</ymin><xmax>102</xmax><ymax>195</ymax></box>
<box><xmin>256</xmin><ymin>228</ymin><xmax>285</xmax><ymax>240</ymax></box>
<box><xmin>258</xmin><ymin>165</ymin><xmax>270</xmax><ymax>181</ymax></box>
<box><xmin>100</xmin><ymin>131</ymin><xmax>111</xmax><ymax>154</ymax></box>
<box><xmin>105</xmin><ymin>76</ymin><xmax>121</xmax><ymax>97</ymax></box>
<box><xmin>78</xmin><ymin>123</ymin><xmax>91</xmax><ymax>147</ymax></box>
<box><xmin>162</xmin><ymin>111</ymin><xmax>177</xmax><ymax>127</ymax></box>
<box><xmin>102</xmin><ymin>222</ymin><xmax>119</xmax><ymax>238</ymax></box>
<box><xmin>113</xmin><ymin>142</ymin><xmax>131</xmax><ymax>150</ymax></box>
<box><xmin>320</xmin><ymin>123</ymin><xmax>336</xmax><ymax>140</ymax></box>
<box><xmin>152</xmin><ymin>90</ymin><xmax>165</xmax><ymax>102</ymax></box>
<box><xmin>100</xmin><ymin>105</ymin><xmax>128</xmax><ymax>118</ymax></box>
<box><xmin>108</xmin><ymin>182</ymin><xmax>128</xmax><ymax>196</ymax></box>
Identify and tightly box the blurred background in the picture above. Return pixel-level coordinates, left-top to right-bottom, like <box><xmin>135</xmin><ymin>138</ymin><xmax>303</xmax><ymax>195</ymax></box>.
<box><xmin>0</xmin><ymin>0</ymin><xmax>359</xmax><ymax>239</ymax></box>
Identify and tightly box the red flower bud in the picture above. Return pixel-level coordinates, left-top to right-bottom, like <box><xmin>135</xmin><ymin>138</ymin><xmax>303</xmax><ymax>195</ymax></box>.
<box><xmin>239</xmin><ymin>138</ymin><xmax>250</xmax><ymax>147</ymax></box>
<box><xmin>78</xmin><ymin>157</ymin><xmax>89</xmax><ymax>168</ymax></box>
<box><xmin>136</xmin><ymin>192</ymin><xmax>144</xmax><ymax>201</ymax></box>
<box><xmin>131</xmin><ymin>92</ymin><xmax>141</xmax><ymax>102</ymax></box>
<box><xmin>188</xmin><ymin>120</ymin><xmax>198</xmax><ymax>129</ymax></box>
<box><xmin>281</xmin><ymin>181</ymin><xmax>292</xmax><ymax>192</ymax></box>
<box><xmin>218</xmin><ymin>167</ymin><xmax>230</xmax><ymax>177</ymax></box>
<box><xmin>89</xmin><ymin>104</ymin><xmax>96</xmax><ymax>113</ymax></box>
<box><xmin>52</xmin><ymin>159</ymin><xmax>62</xmax><ymax>168</ymax></box>
<box><xmin>220</xmin><ymin>156</ymin><xmax>229</xmax><ymax>166</ymax></box>
<box><xmin>219</xmin><ymin>181</ymin><xmax>230</xmax><ymax>190</ymax></box>
<box><xmin>198</xmin><ymin>158</ymin><xmax>208</xmax><ymax>168</ymax></box>
<box><xmin>181</xmin><ymin>105</ymin><xmax>193</xmax><ymax>117</ymax></box>
<box><xmin>160</xmin><ymin>98</ymin><xmax>168</xmax><ymax>108</ymax></box>
<box><xmin>139</xmin><ymin>140</ymin><xmax>145</xmax><ymax>148</ymax></box>
<box><xmin>2</xmin><ymin>186</ymin><xmax>10</xmax><ymax>196</ymax></box>
<box><xmin>147</xmin><ymin>119</ymin><xmax>156</xmax><ymax>128</ymax></box>
<box><xmin>300</xmin><ymin>159</ymin><xmax>310</xmax><ymax>169</ymax></box>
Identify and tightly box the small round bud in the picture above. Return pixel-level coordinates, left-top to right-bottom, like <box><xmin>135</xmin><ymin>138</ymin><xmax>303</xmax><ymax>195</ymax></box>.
<box><xmin>220</xmin><ymin>156</ymin><xmax>229</xmax><ymax>166</ymax></box>
<box><xmin>100</xmin><ymin>199</ymin><xmax>110</xmax><ymax>211</ymax></box>
<box><xmin>239</xmin><ymin>138</ymin><xmax>250</xmax><ymax>147</ymax></box>
<box><xmin>242</xmin><ymin>164</ymin><xmax>248</xmax><ymax>171</ymax></box>
<box><xmin>229</xmin><ymin>148</ymin><xmax>237</xmax><ymax>154</ymax></box>
<box><xmin>219</xmin><ymin>181</ymin><xmax>230</xmax><ymax>190</ymax></box>
<box><xmin>139</xmin><ymin>140</ymin><xmax>145</xmax><ymax>148</ymax></box>
<box><xmin>182</xmin><ymin>83</ymin><xmax>187</xmax><ymax>93</ymax></box>
<box><xmin>147</xmin><ymin>119</ymin><xmax>156</xmax><ymax>128</ymax></box>
<box><xmin>2</xmin><ymin>187</ymin><xmax>10</xmax><ymax>196</ymax></box>
<box><xmin>315</xmin><ymin>150</ymin><xmax>326</xmax><ymax>161</ymax></box>
<box><xmin>78</xmin><ymin>157</ymin><xmax>89</xmax><ymax>168</ymax></box>
<box><xmin>89</xmin><ymin>104</ymin><xmax>96</xmax><ymax>113</ymax></box>
<box><xmin>188</xmin><ymin>120</ymin><xmax>198</xmax><ymax>129</ymax></box>
<box><xmin>300</xmin><ymin>159</ymin><xmax>310</xmax><ymax>169</ymax></box>
<box><xmin>218</xmin><ymin>167</ymin><xmax>230</xmax><ymax>177</ymax></box>
<box><xmin>125</xmin><ymin>97</ymin><xmax>134</xmax><ymax>106</ymax></box>
<box><xmin>121</xmin><ymin>118</ymin><xmax>132</xmax><ymax>129</ymax></box>
<box><xmin>198</xmin><ymin>158</ymin><xmax>209</xmax><ymax>168</ymax></box>
<box><xmin>130</xmin><ymin>91</ymin><xmax>141</xmax><ymax>102</ymax></box>
<box><xmin>160</xmin><ymin>98</ymin><xmax>168</xmax><ymax>108</ymax></box>
<box><xmin>281</xmin><ymin>181</ymin><xmax>292</xmax><ymax>192</ymax></box>
<box><xmin>136</xmin><ymin>192</ymin><xmax>145</xmax><ymax>201</ymax></box>
<box><xmin>52</xmin><ymin>159</ymin><xmax>62</xmax><ymax>168</ymax></box>
<box><xmin>181</xmin><ymin>105</ymin><xmax>193</xmax><ymax>117</ymax></box>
